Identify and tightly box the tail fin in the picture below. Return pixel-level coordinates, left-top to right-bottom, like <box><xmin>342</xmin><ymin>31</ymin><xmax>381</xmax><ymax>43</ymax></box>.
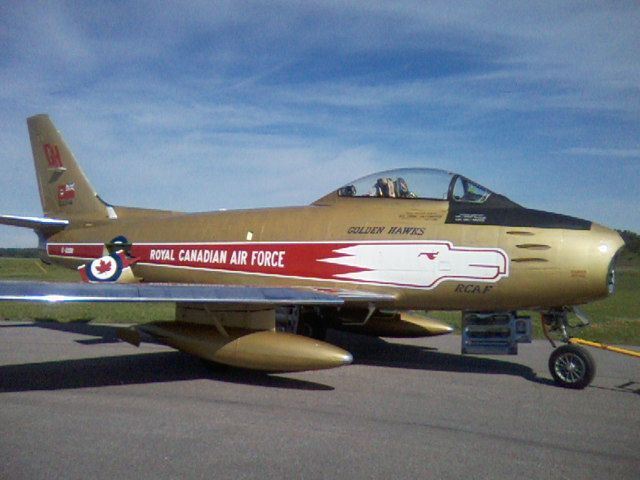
<box><xmin>27</xmin><ymin>114</ymin><xmax>113</xmax><ymax>221</ymax></box>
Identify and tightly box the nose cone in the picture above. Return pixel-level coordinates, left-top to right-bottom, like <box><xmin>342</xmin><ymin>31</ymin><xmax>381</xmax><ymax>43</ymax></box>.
<box><xmin>589</xmin><ymin>223</ymin><xmax>625</xmax><ymax>297</ymax></box>
<box><xmin>592</xmin><ymin>223</ymin><xmax>625</xmax><ymax>254</ymax></box>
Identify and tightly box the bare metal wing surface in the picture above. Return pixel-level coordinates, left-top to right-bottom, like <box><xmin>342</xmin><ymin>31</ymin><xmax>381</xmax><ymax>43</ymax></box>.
<box><xmin>0</xmin><ymin>280</ymin><xmax>361</xmax><ymax>372</ymax></box>
<box><xmin>0</xmin><ymin>281</ymin><xmax>351</xmax><ymax>305</ymax></box>
<box><xmin>308</xmin><ymin>288</ymin><xmax>396</xmax><ymax>303</ymax></box>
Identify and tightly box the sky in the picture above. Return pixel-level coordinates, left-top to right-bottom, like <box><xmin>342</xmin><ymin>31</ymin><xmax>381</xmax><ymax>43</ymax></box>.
<box><xmin>1</xmin><ymin>1</ymin><xmax>639</xmax><ymax>247</ymax></box>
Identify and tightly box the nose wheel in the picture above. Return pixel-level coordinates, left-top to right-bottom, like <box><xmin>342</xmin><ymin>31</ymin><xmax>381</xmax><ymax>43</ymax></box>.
<box><xmin>548</xmin><ymin>344</ymin><xmax>596</xmax><ymax>389</ymax></box>
<box><xmin>542</xmin><ymin>308</ymin><xmax>596</xmax><ymax>389</ymax></box>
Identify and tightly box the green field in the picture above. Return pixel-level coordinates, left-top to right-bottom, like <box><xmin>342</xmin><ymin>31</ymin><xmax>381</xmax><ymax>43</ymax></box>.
<box><xmin>0</xmin><ymin>256</ymin><xmax>638</xmax><ymax>344</ymax></box>
<box><xmin>0</xmin><ymin>258</ymin><xmax>174</xmax><ymax>324</ymax></box>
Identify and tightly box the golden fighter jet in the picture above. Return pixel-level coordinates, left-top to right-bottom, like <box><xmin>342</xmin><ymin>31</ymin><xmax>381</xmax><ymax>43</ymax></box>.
<box><xmin>0</xmin><ymin>114</ymin><xmax>625</xmax><ymax>388</ymax></box>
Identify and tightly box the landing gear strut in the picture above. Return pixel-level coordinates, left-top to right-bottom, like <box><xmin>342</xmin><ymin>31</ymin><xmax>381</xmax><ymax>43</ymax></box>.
<box><xmin>542</xmin><ymin>309</ymin><xmax>595</xmax><ymax>389</ymax></box>
<box><xmin>276</xmin><ymin>306</ymin><xmax>329</xmax><ymax>341</ymax></box>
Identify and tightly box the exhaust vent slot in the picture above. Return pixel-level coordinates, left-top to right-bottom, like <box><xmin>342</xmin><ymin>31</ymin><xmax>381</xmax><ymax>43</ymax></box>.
<box><xmin>515</xmin><ymin>243</ymin><xmax>551</xmax><ymax>250</ymax></box>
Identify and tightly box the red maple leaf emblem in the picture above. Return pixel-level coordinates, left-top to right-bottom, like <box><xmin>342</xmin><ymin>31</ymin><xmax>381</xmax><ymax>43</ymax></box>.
<box><xmin>96</xmin><ymin>259</ymin><xmax>113</xmax><ymax>274</ymax></box>
<box><xmin>418</xmin><ymin>252</ymin><xmax>439</xmax><ymax>260</ymax></box>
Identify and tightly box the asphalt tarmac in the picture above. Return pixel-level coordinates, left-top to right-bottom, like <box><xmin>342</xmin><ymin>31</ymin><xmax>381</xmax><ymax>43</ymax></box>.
<box><xmin>1</xmin><ymin>321</ymin><xmax>638</xmax><ymax>480</ymax></box>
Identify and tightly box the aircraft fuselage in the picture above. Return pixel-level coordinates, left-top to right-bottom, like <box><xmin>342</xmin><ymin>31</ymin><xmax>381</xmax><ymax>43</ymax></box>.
<box><xmin>44</xmin><ymin>197</ymin><xmax>622</xmax><ymax>311</ymax></box>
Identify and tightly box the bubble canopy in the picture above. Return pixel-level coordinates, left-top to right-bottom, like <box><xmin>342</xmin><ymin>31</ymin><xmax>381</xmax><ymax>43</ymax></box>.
<box><xmin>336</xmin><ymin>168</ymin><xmax>496</xmax><ymax>204</ymax></box>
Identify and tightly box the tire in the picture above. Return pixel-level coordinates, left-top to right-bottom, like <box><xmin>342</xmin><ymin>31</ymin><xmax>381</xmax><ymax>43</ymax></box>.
<box><xmin>297</xmin><ymin>315</ymin><xmax>328</xmax><ymax>341</ymax></box>
<box><xmin>548</xmin><ymin>345</ymin><xmax>596</xmax><ymax>389</ymax></box>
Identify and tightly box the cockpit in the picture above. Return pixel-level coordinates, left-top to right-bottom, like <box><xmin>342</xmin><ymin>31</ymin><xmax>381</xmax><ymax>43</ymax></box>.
<box><xmin>336</xmin><ymin>168</ymin><xmax>496</xmax><ymax>204</ymax></box>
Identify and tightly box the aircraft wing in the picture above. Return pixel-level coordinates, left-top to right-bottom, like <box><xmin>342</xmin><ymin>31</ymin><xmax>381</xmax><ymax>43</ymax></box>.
<box><xmin>0</xmin><ymin>280</ymin><xmax>371</xmax><ymax>372</ymax></box>
<box><xmin>0</xmin><ymin>281</ymin><xmax>394</xmax><ymax>306</ymax></box>
<box><xmin>309</xmin><ymin>287</ymin><xmax>396</xmax><ymax>303</ymax></box>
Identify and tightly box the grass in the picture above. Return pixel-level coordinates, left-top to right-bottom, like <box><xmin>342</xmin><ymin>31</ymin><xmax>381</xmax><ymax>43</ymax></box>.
<box><xmin>0</xmin><ymin>256</ymin><xmax>638</xmax><ymax>345</ymax></box>
<box><xmin>0</xmin><ymin>258</ymin><xmax>174</xmax><ymax>324</ymax></box>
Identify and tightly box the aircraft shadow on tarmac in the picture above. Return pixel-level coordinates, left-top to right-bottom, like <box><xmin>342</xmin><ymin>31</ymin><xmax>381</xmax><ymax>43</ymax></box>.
<box><xmin>326</xmin><ymin>331</ymin><xmax>553</xmax><ymax>385</ymax></box>
<box><xmin>0</xmin><ymin>321</ymin><xmax>553</xmax><ymax>393</ymax></box>
<box><xmin>0</xmin><ymin>351</ymin><xmax>341</xmax><ymax>393</ymax></box>
<box><xmin>0</xmin><ymin>321</ymin><xmax>335</xmax><ymax>392</ymax></box>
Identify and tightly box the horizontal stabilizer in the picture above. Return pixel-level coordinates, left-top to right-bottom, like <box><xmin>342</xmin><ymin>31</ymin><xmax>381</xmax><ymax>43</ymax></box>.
<box><xmin>0</xmin><ymin>281</ymin><xmax>345</xmax><ymax>306</ymax></box>
<box><xmin>0</xmin><ymin>214</ymin><xmax>68</xmax><ymax>235</ymax></box>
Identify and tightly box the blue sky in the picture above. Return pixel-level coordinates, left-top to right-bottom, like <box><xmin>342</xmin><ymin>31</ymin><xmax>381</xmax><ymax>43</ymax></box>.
<box><xmin>1</xmin><ymin>1</ymin><xmax>639</xmax><ymax>247</ymax></box>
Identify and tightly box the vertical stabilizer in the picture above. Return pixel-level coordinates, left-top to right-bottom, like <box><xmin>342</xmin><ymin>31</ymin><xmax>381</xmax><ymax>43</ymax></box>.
<box><xmin>27</xmin><ymin>114</ymin><xmax>111</xmax><ymax>221</ymax></box>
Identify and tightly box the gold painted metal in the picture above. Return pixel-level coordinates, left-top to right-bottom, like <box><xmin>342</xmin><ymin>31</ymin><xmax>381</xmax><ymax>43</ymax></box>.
<box><xmin>3</xmin><ymin>114</ymin><xmax>628</xmax><ymax>373</ymax></box>
<box><xmin>25</xmin><ymin>115</ymin><xmax>625</xmax><ymax>311</ymax></box>
<box><xmin>41</xmin><ymin>180</ymin><xmax>624</xmax><ymax>311</ymax></box>
<box><xmin>337</xmin><ymin>311</ymin><xmax>453</xmax><ymax>337</ymax></box>
<box><xmin>176</xmin><ymin>303</ymin><xmax>276</xmax><ymax>330</ymax></box>
<box><xmin>29</xmin><ymin>115</ymin><xmax>113</xmax><ymax>221</ymax></box>
<box><xmin>45</xmin><ymin>203</ymin><xmax>625</xmax><ymax>311</ymax></box>
<box><xmin>139</xmin><ymin>322</ymin><xmax>353</xmax><ymax>372</ymax></box>
<box><xmin>399</xmin><ymin>313</ymin><xmax>455</xmax><ymax>336</ymax></box>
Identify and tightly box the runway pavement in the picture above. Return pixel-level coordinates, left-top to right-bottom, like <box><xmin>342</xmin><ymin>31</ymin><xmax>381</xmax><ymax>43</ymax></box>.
<box><xmin>1</xmin><ymin>321</ymin><xmax>638</xmax><ymax>479</ymax></box>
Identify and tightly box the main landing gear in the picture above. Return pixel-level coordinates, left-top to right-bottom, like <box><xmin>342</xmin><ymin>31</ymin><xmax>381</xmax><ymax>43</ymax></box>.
<box><xmin>276</xmin><ymin>306</ymin><xmax>329</xmax><ymax>341</ymax></box>
<box><xmin>542</xmin><ymin>309</ymin><xmax>595</xmax><ymax>389</ymax></box>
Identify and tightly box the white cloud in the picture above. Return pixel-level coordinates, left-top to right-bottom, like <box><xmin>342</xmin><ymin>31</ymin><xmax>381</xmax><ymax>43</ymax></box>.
<box><xmin>563</xmin><ymin>148</ymin><xmax>640</xmax><ymax>159</ymax></box>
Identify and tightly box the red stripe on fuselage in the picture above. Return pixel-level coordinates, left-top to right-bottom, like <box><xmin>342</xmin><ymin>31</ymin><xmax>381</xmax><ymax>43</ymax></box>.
<box><xmin>130</xmin><ymin>243</ymin><xmax>370</xmax><ymax>279</ymax></box>
<box><xmin>47</xmin><ymin>243</ymin><xmax>104</xmax><ymax>258</ymax></box>
<box><xmin>46</xmin><ymin>241</ymin><xmax>509</xmax><ymax>289</ymax></box>
<box><xmin>46</xmin><ymin>242</ymin><xmax>372</xmax><ymax>280</ymax></box>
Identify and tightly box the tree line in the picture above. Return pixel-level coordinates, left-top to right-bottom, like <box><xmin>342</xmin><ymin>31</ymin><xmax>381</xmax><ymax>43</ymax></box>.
<box><xmin>618</xmin><ymin>230</ymin><xmax>639</xmax><ymax>254</ymax></box>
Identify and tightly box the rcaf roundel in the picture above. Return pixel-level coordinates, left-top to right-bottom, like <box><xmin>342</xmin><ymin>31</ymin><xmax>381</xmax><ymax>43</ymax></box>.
<box><xmin>79</xmin><ymin>252</ymin><xmax>125</xmax><ymax>283</ymax></box>
<box><xmin>90</xmin><ymin>256</ymin><xmax>119</xmax><ymax>280</ymax></box>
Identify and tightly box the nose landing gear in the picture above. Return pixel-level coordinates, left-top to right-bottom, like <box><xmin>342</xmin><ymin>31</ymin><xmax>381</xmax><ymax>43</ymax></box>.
<box><xmin>542</xmin><ymin>309</ymin><xmax>594</xmax><ymax>389</ymax></box>
<box><xmin>542</xmin><ymin>308</ymin><xmax>640</xmax><ymax>389</ymax></box>
<box><xmin>548</xmin><ymin>344</ymin><xmax>596</xmax><ymax>389</ymax></box>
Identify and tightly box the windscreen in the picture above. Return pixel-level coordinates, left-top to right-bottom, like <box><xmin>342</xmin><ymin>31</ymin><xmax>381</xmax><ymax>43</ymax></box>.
<box><xmin>337</xmin><ymin>168</ymin><xmax>493</xmax><ymax>203</ymax></box>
